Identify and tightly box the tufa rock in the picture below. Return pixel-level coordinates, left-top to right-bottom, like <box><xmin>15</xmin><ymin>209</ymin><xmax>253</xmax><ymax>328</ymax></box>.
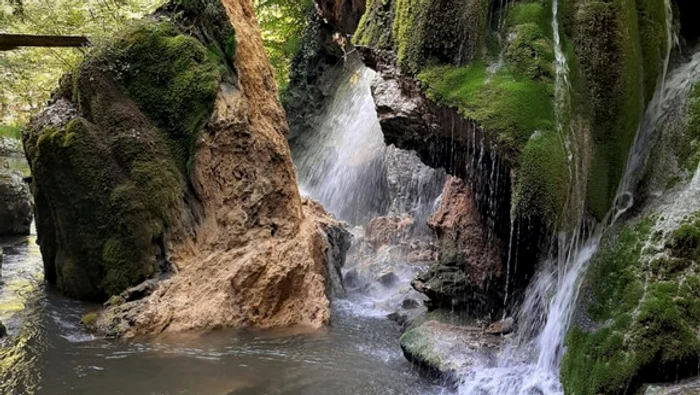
<box><xmin>412</xmin><ymin>177</ymin><xmax>503</xmax><ymax>317</ymax></box>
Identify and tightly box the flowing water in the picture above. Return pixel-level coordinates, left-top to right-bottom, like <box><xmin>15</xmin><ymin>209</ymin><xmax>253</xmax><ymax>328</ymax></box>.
<box><xmin>0</xmin><ymin>56</ymin><xmax>447</xmax><ymax>393</ymax></box>
<box><xmin>457</xmin><ymin>5</ymin><xmax>700</xmax><ymax>395</ymax></box>
<box><xmin>0</xmin><ymin>178</ymin><xmax>443</xmax><ymax>395</ymax></box>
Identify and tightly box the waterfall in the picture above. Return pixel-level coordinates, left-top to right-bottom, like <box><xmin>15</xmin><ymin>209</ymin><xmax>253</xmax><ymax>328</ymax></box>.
<box><xmin>457</xmin><ymin>5</ymin><xmax>700</xmax><ymax>395</ymax></box>
<box><xmin>293</xmin><ymin>55</ymin><xmax>445</xmax><ymax>227</ymax></box>
<box><xmin>293</xmin><ymin>58</ymin><xmax>389</xmax><ymax>224</ymax></box>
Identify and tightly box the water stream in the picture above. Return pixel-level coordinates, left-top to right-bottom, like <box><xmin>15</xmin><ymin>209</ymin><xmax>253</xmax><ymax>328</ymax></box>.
<box><xmin>0</xmin><ymin>153</ymin><xmax>444</xmax><ymax>394</ymax></box>
<box><xmin>457</xmin><ymin>5</ymin><xmax>699</xmax><ymax>395</ymax></box>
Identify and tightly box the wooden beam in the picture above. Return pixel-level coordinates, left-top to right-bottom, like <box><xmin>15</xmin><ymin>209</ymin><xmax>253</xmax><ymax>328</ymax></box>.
<box><xmin>0</xmin><ymin>34</ymin><xmax>89</xmax><ymax>51</ymax></box>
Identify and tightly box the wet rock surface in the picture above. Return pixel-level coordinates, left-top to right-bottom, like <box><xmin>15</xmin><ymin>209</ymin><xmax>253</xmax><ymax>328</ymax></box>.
<box><xmin>399</xmin><ymin>310</ymin><xmax>501</xmax><ymax>381</ymax></box>
<box><xmin>0</xmin><ymin>167</ymin><xmax>32</xmax><ymax>237</ymax></box>
<box><xmin>645</xmin><ymin>380</ymin><xmax>700</xmax><ymax>395</ymax></box>
<box><xmin>412</xmin><ymin>177</ymin><xmax>503</xmax><ymax>316</ymax></box>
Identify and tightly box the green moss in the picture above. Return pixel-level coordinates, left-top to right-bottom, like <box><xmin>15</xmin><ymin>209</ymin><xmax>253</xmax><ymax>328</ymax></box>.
<box><xmin>561</xmin><ymin>215</ymin><xmax>700</xmax><ymax>394</ymax></box>
<box><xmin>667</xmin><ymin>214</ymin><xmax>700</xmax><ymax>259</ymax></box>
<box><xmin>81</xmin><ymin>312</ymin><xmax>98</xmax><ymax>328</ymax></box>
<box><xmin>354</xmin><ymin>0</ymin><xmax>396</xmax><ymax>48</ymax></box>
<box><xmin>355</xmin><ymin>0</ymin><xmax>489</xmax><ymax>72</ymax></box>
<box><xmin>399</xmin><ymin>325</ymin><xmax>443</xmax><ymax>368</ymax></box>
<box><xmin>573</xmin><ymin>0</ymin><xmax>668</xmax><ymax>219</ymax></box>
<box><xmin>23</xmin><ymin>1</ymin><xmax>233</xmax><ymax>301</ymax></box>
<box><xmin>513</xmin><ymin>130</ymin><xmax>569</xmax><ymax>225</ymax></box>
<box><xmin>636</xmin><ymin>0</ymin><xmax>668</xmax><ymax>103</ymax></box>
<box><xmin>419</xmin><ymin>63</ymin><xmax>554</xmax><ymax>157</ymax></box>
<box><xmin>678</xmin><ymin>83</ymin><xmax>700</xmax><ymax>171</ymax></box>
<box><xmin>102</xmin><ymin>22</ymin><xmax>220</xmax><ymax>175</ymax></box>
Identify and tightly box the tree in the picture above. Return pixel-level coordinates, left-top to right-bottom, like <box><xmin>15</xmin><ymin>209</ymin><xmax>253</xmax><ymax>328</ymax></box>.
<box><xmin>0</xmin><ymin>0</ymin><xmax>163</xmax><ymax>124</ymax></box>
<box><xmin>254</xmin><ymin>0</ymin><xmax>312</xmax><ymax>91</ymax></box>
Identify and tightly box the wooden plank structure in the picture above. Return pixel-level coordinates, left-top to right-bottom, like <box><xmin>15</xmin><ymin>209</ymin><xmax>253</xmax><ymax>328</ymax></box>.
<box><xmin>0</xmin><ymin>34</ymin><xmax>89</xmax><ymax>51</ymax></box>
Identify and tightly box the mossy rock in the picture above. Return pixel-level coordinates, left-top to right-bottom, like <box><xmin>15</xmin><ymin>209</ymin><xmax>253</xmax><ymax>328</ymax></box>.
<box><xmin>354</xmin><ymin>0</ymin><xmax>489</xmax><ymax>72</ymax></box>
<box><xmin>24</xmin><ymin>0</ymin><xmax>236</xmax><ymax>301</ymax></box>
<box><xmin>561</xmin><ymin>214</ymin><xmax>700</xmax><ymax>394</ymax></box>
<box><xmin>570</xmin><ymin>0</ymin><xmax>668</xmax><ymax>219</ymax></box>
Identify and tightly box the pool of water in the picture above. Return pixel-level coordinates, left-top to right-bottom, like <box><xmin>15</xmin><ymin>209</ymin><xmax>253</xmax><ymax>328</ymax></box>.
<box><xmin>0</xmin><ymin>231</ymin><xmax>445</xmax><ymax>395</ymax></box>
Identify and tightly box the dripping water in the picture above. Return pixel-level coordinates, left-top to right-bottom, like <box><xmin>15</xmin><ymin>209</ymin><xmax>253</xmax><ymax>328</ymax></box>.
<box><xmin>457</xmin><ymin>4</ymin><xmax>700</xmax><ymax>395</ymax></box>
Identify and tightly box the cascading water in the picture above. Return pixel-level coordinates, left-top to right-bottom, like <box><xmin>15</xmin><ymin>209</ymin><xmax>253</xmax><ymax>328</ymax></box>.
<box><xmin>293</xmin><ymin>57</ymin><xmax>389</xmax><ymax>224</ymax></box>
<box><xmin>457</xmin><ymin>3</ymin><xmax>699</xmax><ymax>395</ymax></box>
<box><xmin>292</xmin><ymin>54</ymin><xmax>446</xmax><ymax>317</ymax></box>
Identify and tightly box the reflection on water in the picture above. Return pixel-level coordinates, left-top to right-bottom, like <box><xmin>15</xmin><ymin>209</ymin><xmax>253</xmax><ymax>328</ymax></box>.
<box><xmin>0</xmin><ymin>229</ymin><xmax>443</xmax><ymax>395</ymax></box>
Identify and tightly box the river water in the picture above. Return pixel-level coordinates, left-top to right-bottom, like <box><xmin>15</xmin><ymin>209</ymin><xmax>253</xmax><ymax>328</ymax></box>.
<box><xmin>0</xmin><ymin>149</ymin><xmax>444</xmax><ymax>394</ymax></box>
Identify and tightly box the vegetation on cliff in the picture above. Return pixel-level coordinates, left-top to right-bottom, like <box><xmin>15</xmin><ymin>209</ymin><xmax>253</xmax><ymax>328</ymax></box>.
<box><xmin>561</xmin><ymin>214</ymin><xmax>700</xmax><ymax>394</ymax></box>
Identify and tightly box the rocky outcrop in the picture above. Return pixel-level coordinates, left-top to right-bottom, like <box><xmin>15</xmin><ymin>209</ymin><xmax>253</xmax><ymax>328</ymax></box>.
<box><xmin>0</xmin><ymin>167</ymin><xmax>32</xmax><ymax>236</ymax></box>
<box><xmin>96</xmin><ymin>199</ymin><xmax>351</xmax><ymax>336</ymax></box>
<box><xmin>645</xmin><ymin>380</ymin><xmax>700</xmax><ymax>395</ymax></box>
<box><xmin>26</xmin><ymin>0</ymin><xmax>352</xmax><ymax>333</ymax></box>
<box><xmin>412</xmin><ymin>177</ymin><xmax>503</xmax><ymax>316</ymax></box>
<box><xmin>399</xmin><ymin>309</ymin><xmax>501</xmax><ymax>381</ymax></box>
<box><xmin>315</xmin><ymin>0</ymin><xmax>365</xmax><ymax>35</ymax></box>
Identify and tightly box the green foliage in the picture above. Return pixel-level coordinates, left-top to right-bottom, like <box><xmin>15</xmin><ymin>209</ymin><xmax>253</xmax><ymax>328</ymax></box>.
<box><xmin>254</xmin><ymin>0</ymin><xmax>313</xmax><ymax>91</ymax></box>
<box><xmin>678</xmin><ymin>83</ymin><xmax>700</xmax><ymax>171</ymax></box>
<box><xmin>1</xmin><ymin>0</ymin><xmax>164</xmax><ymax>124</ymax></box>
<box><xmin>0</xmin><ymin>124</ymin><xmax>22</xmax><ymax>140</ymax></box>
<box><xmin>561</xmin><ymin>215</ymin><xmax>700</xmax><ymax>394</ymax></box>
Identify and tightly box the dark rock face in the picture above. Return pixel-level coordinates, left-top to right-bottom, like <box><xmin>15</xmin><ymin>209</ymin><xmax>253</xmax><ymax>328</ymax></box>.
<box><xmin>359</xmin><ymin>46</ymin><xmax>547</xmax><ymax>310</ymax></box>
<box><xmin>314</xmin><ymin>0</ymin><xmax>365</xmax><ymax>35</ymax></box>
<box><xmin>0</xmin><ymin>167</ymin><xmax>32</xmax><ymax>236</ymax></box>
<box><xmin>0</xmin><ymin>321</ymin><xmax>6</xmax><ymax>338</ymax></box>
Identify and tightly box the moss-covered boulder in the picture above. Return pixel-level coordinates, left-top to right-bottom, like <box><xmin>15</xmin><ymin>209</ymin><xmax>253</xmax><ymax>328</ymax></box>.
<box><xmin>561</xmin><ymin>212</ymin><xmax>700</xmax><ymax>394</ymax></box>
<box><xmin>23</xmin><ymin>0</ymin><xmax>235</xmax><ymax>301</ymax></box>
<box><xmin>0</xmin><ymin>167</ymin><xmax>32</xmax><ymax>237</ymax></box>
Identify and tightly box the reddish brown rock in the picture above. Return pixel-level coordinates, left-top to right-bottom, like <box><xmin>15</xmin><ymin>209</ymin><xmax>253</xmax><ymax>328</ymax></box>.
<box><xmin>366</xmin><ymin>214</ymin><xmax>414</xmax><ymax>250</ymax></box>
<box><xmin>412</xmin><ymin>177</ymin><xmax>503</xmax><ymax>316</ymax></box>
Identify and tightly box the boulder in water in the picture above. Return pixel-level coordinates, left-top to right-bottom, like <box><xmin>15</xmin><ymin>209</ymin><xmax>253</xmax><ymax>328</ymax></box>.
<box><xmin>0</xmin><ymin>167</ymin><xmax>32</xmax><ymax>237</ymax></box>
<box><xmin>25</xmin><ymin>0</ymin><xmax>352</xmax><ymax>334</ymax></box>
<box><xmin>399</xmin><ymin>310</ymin><xmax>500</xmax><ymax>382</ymax></box>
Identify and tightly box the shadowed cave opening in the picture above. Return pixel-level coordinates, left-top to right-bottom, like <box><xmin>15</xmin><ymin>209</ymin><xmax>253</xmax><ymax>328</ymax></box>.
<box><xmin>677</xmin><ymin>0</ymin><xmax>700</xmax><ymax>44</ymax></box>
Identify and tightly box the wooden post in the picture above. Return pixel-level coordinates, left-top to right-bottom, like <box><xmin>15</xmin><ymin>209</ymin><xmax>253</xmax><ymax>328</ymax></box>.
<box><xmin>0</xmin><ymin>34</ymin><xmax>89</xmax><ymax>51</ymax></box>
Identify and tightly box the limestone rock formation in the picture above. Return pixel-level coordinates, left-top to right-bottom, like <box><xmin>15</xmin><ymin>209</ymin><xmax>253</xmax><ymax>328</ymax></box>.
<box><xmin>26</xmin><ymin>0</ymin><xmax>351</xmax><ymax>333</ymax></box>
<box><xmin>0</xmin><ymin>167</ymin><xmax>32</xmax><ymax>237</ymax></box>
<box><xmin>412</xmin><ymin>177</ymin><xmax>503</xmax><ymax>316</ymax></box>
<box><xmin>399</xmin><ymin>310</ymin><xmax>500</xmax><ymax>381</ymax></box>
